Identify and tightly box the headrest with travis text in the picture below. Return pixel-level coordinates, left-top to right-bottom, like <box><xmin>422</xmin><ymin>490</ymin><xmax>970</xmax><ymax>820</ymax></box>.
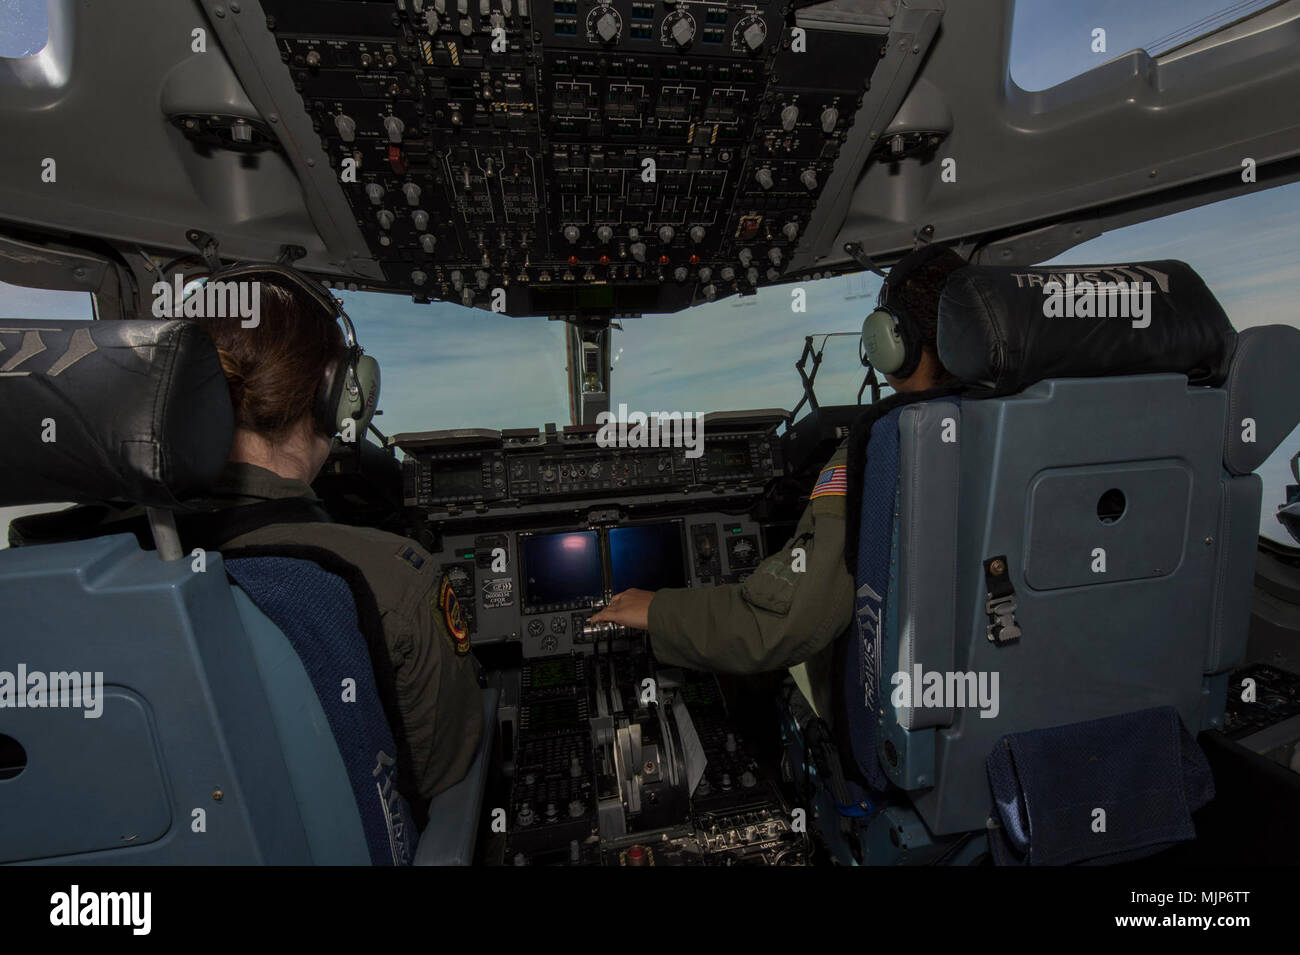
<box><xmin>937</xmin><ymin>260</ymin><xmax>1237</xmax><ymax>396</ymax></box>
<box><xmin>0</xmin><ymin>319</ymin><xmax>233</xmax><ymax>508</ymax></box>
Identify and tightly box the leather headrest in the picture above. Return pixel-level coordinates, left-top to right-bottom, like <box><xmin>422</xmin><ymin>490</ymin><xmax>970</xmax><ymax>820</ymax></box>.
<box><xmin>938</xmin><ymin>260</ymin><xmax>1236</xmax><ymax>396</ymax></box>
<box><xmin>1</xmin><ymin>319</ymin><xmax>233</xmax><ymax>508</ymax></box>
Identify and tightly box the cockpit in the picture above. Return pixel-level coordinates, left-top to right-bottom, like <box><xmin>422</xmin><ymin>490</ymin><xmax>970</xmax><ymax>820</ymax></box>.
<box><xmin>2</xmin><ymin>0</ymin><xmax>1300</xmax><ymax>885</ymax></box>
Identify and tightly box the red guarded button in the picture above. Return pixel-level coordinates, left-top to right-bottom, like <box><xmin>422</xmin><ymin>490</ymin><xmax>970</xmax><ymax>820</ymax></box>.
<box><xmin>388</xmin><ymin>145</ymin><xmax>406</xmax><ymax>175</ymax></box>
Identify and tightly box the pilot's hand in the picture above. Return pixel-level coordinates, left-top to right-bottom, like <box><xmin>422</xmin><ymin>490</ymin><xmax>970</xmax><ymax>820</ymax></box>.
<box><xmin>590</xmin><ymin>589</ymin><xmax>654</xmax><ymax>631</ymax></box>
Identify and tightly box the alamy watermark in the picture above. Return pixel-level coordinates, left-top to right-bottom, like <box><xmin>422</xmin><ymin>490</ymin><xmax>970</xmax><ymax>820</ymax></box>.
<box><xmin>596</xmin><ymin>404</ymin><xmax>706</xmax><ymax>459</ymax></box>
<box><xmin>151</xmin><ymin>274</ymin><xmax>260</xmax><ymax>328</ymax></box>
<box><xmin>1016</xmin><ymin>265</ymin><xmax>1171</xmax><ymax>329</ymax></box>
<box><xmin>890</xmin><ymin>665</ymin><xmax>1000</xmax><ymax>719</ymax></box>
<box><xmin>0</xmin><ymin>665</ymin><xmax>104</xmax><ymax>718</ymax></box>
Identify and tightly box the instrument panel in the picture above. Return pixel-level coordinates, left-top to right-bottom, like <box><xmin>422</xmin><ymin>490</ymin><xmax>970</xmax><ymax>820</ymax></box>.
<box><xmin>258</xmin><ymin>0</ymin><xmax>887</xmax><ymax>315</ymax></box>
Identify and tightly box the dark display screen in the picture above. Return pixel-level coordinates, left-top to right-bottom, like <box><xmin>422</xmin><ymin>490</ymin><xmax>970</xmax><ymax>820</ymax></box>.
<box><xmin>521</xmin><ymin>530</ymin><xmax>603</xmax><ymax>610</ymax></box>
<box><xmin>609</xmin><ymin>523</ymin><xmax>687</xmax><ymax>593</ymax></box>
<box><xmin>430</xmin><ymin>461</ymin><xmax>483</xmax><ymax>498</ymax></box>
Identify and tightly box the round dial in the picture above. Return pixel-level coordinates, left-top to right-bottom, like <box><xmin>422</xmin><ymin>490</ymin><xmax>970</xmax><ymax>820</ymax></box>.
<box><xmin>588</xmin><ymin>5</ymin><xmax>622</xmax><ymax>44</ymax></box>
<box><xmin>734</xmin><ymin>14</ymin><xmax>767</xmax><ymax>54</ymax></box>
<box><xmin>662</xmin><ymin>9</ymin><xmax>696</xmax><ymax>49</ymax></box>
<box><xmin>527</xmin><ymin>619</ymin><xmax>545</xmax><ymax>637</ymax></box>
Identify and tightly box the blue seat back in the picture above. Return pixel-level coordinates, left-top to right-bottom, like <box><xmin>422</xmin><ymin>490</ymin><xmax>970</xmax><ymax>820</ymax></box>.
<box><xmin>880</xmin><ymin>376</ymin><xmax>1250</xmax><ymax>835</ymax></box>
<box><xmin>0</xmin><ymin>533</ymin><xmax>369</xmax><ymax>864</ymax></box>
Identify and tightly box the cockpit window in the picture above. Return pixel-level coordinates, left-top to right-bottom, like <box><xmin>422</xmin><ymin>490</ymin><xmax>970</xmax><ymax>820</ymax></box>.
<box><xmin>1009</xmin><ymin>0</ymin><xmax>1283</xmax><ymax>91</ymax></box>
<box><xmin>1039</xmin><ymin>179</ymin><xmax>1300</xmax><ymax>543</ymax></box>
<box><xmin>339</xmin><ymin>290</ymin><xmax>571</xmax><ymax>436</ymax></box>
<box><xmin>0</xmin><ymin>0</ymin><xmax>49</xmax><ymax>58</ymax></box>
<box><xmin>618</xmin><ymin>273</ymin><xmax>878</xmax><ymax>421</ymax></box>
<box><xmin>0</xmin><ymin>279</ymin><xmax>91</xmax><ymax>318</ymax></box>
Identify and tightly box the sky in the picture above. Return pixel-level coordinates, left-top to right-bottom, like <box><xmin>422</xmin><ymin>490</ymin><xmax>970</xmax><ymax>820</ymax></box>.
<box><xmin>1009</xmin><ymin>0</ymin><xmax>1280</xmax><ymax>90</ymax></box>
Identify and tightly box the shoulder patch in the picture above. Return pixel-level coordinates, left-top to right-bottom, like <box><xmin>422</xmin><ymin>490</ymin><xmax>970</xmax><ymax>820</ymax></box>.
<box><xmin>395</xmin><ymin>544</ymin><xmax>427</xmax><ymax>571</ymax></box>
<box><xmin>437</xmin><ymin>576</ymin><xmax>471</xmax><ymax>656</ymax></box>
<box><xmin>810</xmin><ymin>464</ymin><xmax>847</xmax><ymax>500</ymax></box>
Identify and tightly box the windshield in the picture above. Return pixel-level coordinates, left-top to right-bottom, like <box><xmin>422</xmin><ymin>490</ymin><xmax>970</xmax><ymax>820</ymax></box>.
<box><xmin>343</xmin><ymin>271</ymin><xmax>879</xmax><ymax>438</ymax></box>
<box><xmin>1009</xmin><ymin>0</ymin><xmax>1283</xmax><ymax>91</ymax></box>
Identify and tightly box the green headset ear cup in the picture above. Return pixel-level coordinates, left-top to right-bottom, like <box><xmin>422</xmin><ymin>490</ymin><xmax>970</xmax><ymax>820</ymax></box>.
<box><xmin>862</xmin><ymin>308</ymin><xmax>907</xmax><ymax>375</ymax></box>
<box><xmin>339</xmin><ymin>353</ymin><xmax>381</xmax><ymax>435</ymax></box>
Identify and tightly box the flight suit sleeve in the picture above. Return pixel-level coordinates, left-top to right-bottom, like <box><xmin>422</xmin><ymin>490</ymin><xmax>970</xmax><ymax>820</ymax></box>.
<box><xmin>385</xmin><ymin>570</ymin><xmax>485</xmax><ymax>800</ymax></box>
<box><xmin>647</xmin><ymin>443</ymin><xmax>855</xmax><ymax>674</ymax></box>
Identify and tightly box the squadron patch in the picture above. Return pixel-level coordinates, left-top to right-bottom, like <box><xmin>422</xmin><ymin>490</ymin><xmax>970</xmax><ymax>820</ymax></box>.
<box><xmin>810</xmin><ymin>464</ymin><xmax>848</xmax><ymax>500</ymax></box>
<box><xmin>437</xmin><ymin>576</ymin><xmax>471</xmax><ymax>656</ymax></box>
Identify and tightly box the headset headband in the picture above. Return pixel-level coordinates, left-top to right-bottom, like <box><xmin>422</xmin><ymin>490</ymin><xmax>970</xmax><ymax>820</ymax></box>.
<box><xmin>203</xmin><ymin>262</ymin><xmax>360</xmax><ymax>347</ymax></box>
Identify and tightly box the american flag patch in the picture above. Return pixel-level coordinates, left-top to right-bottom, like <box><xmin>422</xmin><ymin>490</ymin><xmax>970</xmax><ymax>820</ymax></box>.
<box><xmin>810</xmin><ymin>465</ymin><xmax>848</xmax><ymax>499</ymax></box>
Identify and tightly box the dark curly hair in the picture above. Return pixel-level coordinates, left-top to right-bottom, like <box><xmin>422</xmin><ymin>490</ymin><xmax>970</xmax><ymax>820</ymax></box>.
<box><xmin>886</xmin><ymin>246</ymin><xmax>968</xmax><ymax>382</ymax></box>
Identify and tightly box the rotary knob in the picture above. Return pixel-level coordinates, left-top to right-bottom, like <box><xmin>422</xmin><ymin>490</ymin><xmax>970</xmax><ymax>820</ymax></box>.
<box><xmin>402</xmin><ymin>182</ymin><xmax>422</xmax><ymax>206</ymax></box>
<box><xmin>376</xmin><ymin>210</ymin><xmax>394</xmax><ymax>229</ymax></box>
<box><xmin>800</xmin><ymin>168</ymin><xmax>818</xmax><ymax>191</ymax></box>
<box><xmin>420</xmin><ymin>233</ymin><xmax>436</xmax><ymax>253</ymax></box>
<box><xmin>596</xmin><ymin>224</ymin><xmax>613</xmax><ymax>243</ymax></box>
<box><xmin>450</xmin><ymin>269</ymin><xmax>464</xmax><ymax>291</ymax></box>
<box><xmin>658</xmin><ymin>225</ymin><xmax>675</xmax><ymax>244</ymax></box>
<box><xmin>424</xmin><ymin>10</ymin><xmax>439</xmax><ymax>34</ymax></box>
<box><xmin>746</xmin><ymin>266</ymin><xmax>759</xmax><ymax>285</ymax></box>
<box><xmin>383</xmin><ymin>115</ymin><xmax>405</xmax><ymax>143</ymax></box>
<box><xmin>673</xmin><ymin>266</ymin><xmax>688</xmax><ymax>282</ymax></box>
<box><xmin>755</xmin><ymin>167</ymin><xmax>774</xmax><ymax>190</ymax></box>
<box><xmin>412</xmin><ymin>209</ymin><xmax>430</xmax><ymax>231</ymax></box>
<box><xmin>334</xmin><ymin>113</ymin><xmax>357</xmax><ymax>143</ymax></box>
<box><xmin>782</xmin><ymin>221</ymin><xmax>799</xmax><ymax>242</ymax></box>
<box><xmin>410</xmin><ymin>269</ymin><xmax>428</xmax><ymax>286</ymax></box>
<box><xmin>698</xmin><ymin>266</ymin><xmax>712</xmax><ymax>283</ymax></box>
<box><xmin>742</xmin><ymin>19</ymin><xmax>766</xmax><ymax>51</ymax></box>
<box><xmin>630</xmin><ymin>241</ymin><xmax>647</xmax><ymax>262</ymax></box>
<box><xmin>702</xmin><ymin>283</ymin><xmax>717</xmax><ymax>301</ymax></box>
<box><xmin>365</xmin><ymin>183</ymin><xmax>385</xmax><ymax>205</ymax></box>
<box><xmin>768</xmin><ymin>246</ymin><xmax>783</xmax><ymax>266</ymax></box>
<box><xmin>720</xmin><ymin>265</ymin><xmax>735</xmax><ymax>281</ymax></box>
<box><xmin>563</xmin><ymin>224</ymin><xmax>580</xmax><ymax>244</ymax></box>
<box><xmin>821</xmin><ymin>106</ymin><xmax>840</xmax><ymax>134</ymax></box>
<box><xmin>670</xmin><ymin>14</ymin><xmax>694</xmax><ymax>48</ymax></box>
<box><xmin>595</xmin><ymin>10</ymin><xmax>619</xmax><ymax>43</ymax></box>
<box><xmin>737</xmin><ymin>247</ymin><xmax>753</xmax><ymax>267</ymax></box>
<box><xmin>475</xmin><ymin>269</ymin><xmax>489</xmax><ymax>290</ymax></box>
<box><xmin>780</xmin><ymin>104</ymin><xmax>799</xmax><ymax>131</ymax></box>
<box><xmin>689</xmin><ymin>225</ymin><xmax>705</xmax><ymax>244</ymax></box>
<box><xmin>461</xmin><ymin>286</ymin><xmax>474</xmax><ymax>306</ymax></box>
<box><xmin>459</xmin><ymin>16</ymin><xmax>473</xmax><ymax>37</ymax></box>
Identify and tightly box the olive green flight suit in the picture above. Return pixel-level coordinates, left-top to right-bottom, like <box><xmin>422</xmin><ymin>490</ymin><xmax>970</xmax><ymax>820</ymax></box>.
<box><xmin>647</xmin><ymin>441</ymin><xmax>855</xmax><ymax>720</ymax></box>
<box><xmin>214</xmin><ymin>462</ymin><xmax>483</xmax><ymax>801</ymax></box>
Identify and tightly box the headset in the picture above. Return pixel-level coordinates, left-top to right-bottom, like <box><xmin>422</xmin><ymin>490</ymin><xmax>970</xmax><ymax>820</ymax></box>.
<box><xmin>860</xmin><ymin>243</ymin><xmax>956</xmax><ymax>379</ymax></box>
<box><xmin>197</xmin><ymin>262</ymin><xmax>381</xmax><ymax>440</ymax></box>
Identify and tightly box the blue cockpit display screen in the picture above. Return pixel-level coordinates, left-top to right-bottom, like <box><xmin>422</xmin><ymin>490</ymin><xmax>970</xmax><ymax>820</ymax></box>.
<box><xmin>609</xmin><ymin>524</ymin><xmax>687</xmax><ymax>593</ymax></box>
<box><xmin>521</xmin><ymin>530</ymin><xmax>603</xmax><ymax>610</ymax></box>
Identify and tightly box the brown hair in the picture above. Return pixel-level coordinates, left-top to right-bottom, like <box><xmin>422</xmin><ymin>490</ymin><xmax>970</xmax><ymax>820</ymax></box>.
<box><xmin>192</xmin><ymin>279</ymin><xmax>343</xmax><ymax>439</ymax></box>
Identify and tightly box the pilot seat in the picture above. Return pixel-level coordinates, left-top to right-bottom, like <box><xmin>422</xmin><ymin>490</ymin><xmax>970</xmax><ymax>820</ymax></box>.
<box><xmin>0</xmin><ymin>318</ymin><xmax>493</xmax><ymax>865</ymax></box>
<box><xmin>783</xmin><ymin>259</ymin><xmax>1300</xmax><ymax>865</ymax></box>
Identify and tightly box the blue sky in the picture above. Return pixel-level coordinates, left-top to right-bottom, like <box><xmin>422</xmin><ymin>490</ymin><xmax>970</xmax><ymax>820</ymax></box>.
<box><xmin>1009</xmin><ymin>0</ymin><xmax>1279</xmax><ymax>90</ymax></box>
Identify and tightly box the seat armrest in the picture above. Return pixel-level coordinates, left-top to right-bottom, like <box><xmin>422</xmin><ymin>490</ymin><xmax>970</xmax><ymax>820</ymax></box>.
<box><xmin>414</xmin><ymin>688</ymin><xmax>498</xmax><ymax>866</ymax></box>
